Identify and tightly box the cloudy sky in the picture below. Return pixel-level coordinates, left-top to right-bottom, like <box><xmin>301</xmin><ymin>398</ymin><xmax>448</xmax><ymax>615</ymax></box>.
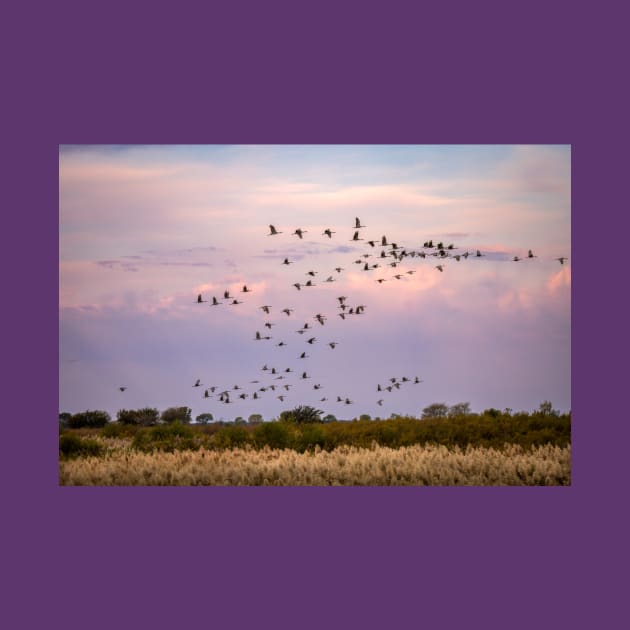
<box><xmin>59</xmin><ymin>145</ymin><xmax>571</xmax><ymax>421</ymax></box>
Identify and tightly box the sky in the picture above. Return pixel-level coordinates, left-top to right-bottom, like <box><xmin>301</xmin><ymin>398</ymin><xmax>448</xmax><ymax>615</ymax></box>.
<box><xmin>59</xmin><ymin>145</ymin><xmax>571</xmax><ymax>421</ymax></box>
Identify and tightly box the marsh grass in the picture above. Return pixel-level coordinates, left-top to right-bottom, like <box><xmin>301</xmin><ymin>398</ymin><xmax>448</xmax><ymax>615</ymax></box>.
<box><xmin>59</xmin><ymin>443</ymin><xmax>571</xmax><ymax>486</ymax></box>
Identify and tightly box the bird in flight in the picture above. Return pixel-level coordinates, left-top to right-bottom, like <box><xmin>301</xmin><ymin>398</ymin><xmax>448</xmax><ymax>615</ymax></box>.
<box><xmin>328</xmin><ymin>342</ymin><xmax>339</xmax><ymax>349</ymax></box>
<box><xmin>293</xmin><ymin>283</ymin><xmax>302</xmax><ymax>291</ymax></box>
<box><xmin>282</xmin><ymin>308</ymin><xmax>294</xmax><ymax>316</ymax></box>
<box><xmin>196</xmin><ymin>294</ymin><xmax>206</xmax><ymax>303</ymax></box>
<box><xmin>119</xmin><ymin>386</ymin><xmax>127</xmax><ymax>392</ymax></box>
<box><xmin>299</xmin><ymin>351</ymin><xmax>309</xmax><ymax>359</ymax></box>
<box><xmin>193</xmin><ymin>379</ymin><xmax>201</xmax><ymax>387</ymax></box>
<box><xmin>351</xmin><ymin>231</ymin><xmax>363</xmax><ymax>242</ymax></box>
<box><xmin>354</xmin><ymin>217</ymin><xmax>366</xmax><ymax>228</ymax></box>
<box><xmin>435</xmin><ymin>265</ymin><xmax>444</xmax><ymax>272</ymax></box>
<box><xmin>260</xmin><ymin>305</ymin><xmax>271</xmax><ymax>314</ymax></box>
<box><xmin>528</xmin><ymin>250</ymin><xmax>536</xmax><ymax>258</ymax></box>
<box><xmin>282</xmin><ymin>258</ymin><xmax>293</xmax><ymax>265</ymax></box>
<box><xmin>242</xmin><ymin>285</ymin><xmax>251</xmax><ymax>293</ymax></box>
<box><xmin>323</xmin><ymin>228</ymin><xmax>336</xmax><ymax>238</ymax></box>
<box><xmin>377</xmin><ymin>399</ymin><xmax>383</xmax><ymax>406</ymax></box>
<box><xmin>268</xmin><ymin>224</ymin><xmax>282</xmax><ymax>235</ymax></box>
<box><xmin>293</xmin><ymin>228</ymin><xmax>307</xmax><ymax>239</ymax></box>
<box><xmin>556</xmin><ymin>257</ymin><xmax>568</xmax><ymax>265</ymax></box>
<box><xmin>230</xmin><ymin>299</ymin><xmax>243</xmax><ymax>305</ymax></box>
<box><xmin>211</xmin><ymin>296</ymin><xmax>221</xmax><ymax>306</ymax></box>
<box><xmin>334</xmin><ymin>267</ymin><xmax>344</xmax><ymax>273</ymax></box>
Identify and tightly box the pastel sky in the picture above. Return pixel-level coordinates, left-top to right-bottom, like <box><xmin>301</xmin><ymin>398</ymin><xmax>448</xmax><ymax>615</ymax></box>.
<box><xmin>59</xmin><ymin>145</ymin><xmax>571</xmax><ymax>421</ymax></box>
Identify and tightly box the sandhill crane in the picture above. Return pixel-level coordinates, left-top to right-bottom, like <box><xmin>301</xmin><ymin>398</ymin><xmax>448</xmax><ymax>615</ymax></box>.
<box><xmin>242</xmin><ymin>285</ymin><xmax>251</xmax><ymax>293</ymax></box>
<box><xmin>254</xmin><ymin>331</ymin><xmax>263</xmax><ymax>341</ymax></box>
<box><xmin>304</xmin><ymin>280</ymin><xmax>315</xmax><ymax>287</ymax></box>
<box><xmin>211</xmin><ymin>296</ymin><xmax>221</xmax><ymax>306</ymax></box>
<box><xmin>556</xmin><ymin>257</ymin><xmax>568</xmax><ymax>265</ymax></box>
<box><xmin>344</xmin><ymin>398</ymin><xmax>353</xmax><ymax>405</ymax></box>
<box><xmin>337</xmin><ymin>396</ymin><xmax>343</xmax><ymax>402</ymax></box>
<box><xmin>282</xmin><ymin>258</ymin><xmax>293</xmax><ymax>265</ymax></box>
<box><xmin>354</xmin><ymin>217</ymin><xmax>366</xmax><ymax>228</ymax></box>
<box><xmin>268</xmin><ymin>224</ymin><xmax>282</xmax><ymax>235</ymax></box>
<box><xmin>293</xmin><ymin>228</ymin><xmax>307</xmax><ymax>239</ymax></box>
<box><xmin>119</xmin><ymin>386</ymin><xmax>127</xmax><ymax>392</ymax></box>
<box><xmin>282</xmin><ymin>308</ymin><xmax>294</xmax><ymax>316</ymax></box>
<box><xmin>204</xmin><ymin>389</ymin><xmax>210</xmax><ymax>398</ymax></box>
<box><xmin>276</xmin><ymin>341</ymin><xmax>286</xmax><ymax>347</ymax></box>
<box><xmin>328</xmin><ymin>342</ymin><xmax>339</xmax><ymax>349</ymax></box>
<box><xmin>293</xmin><ymin>283</ymin><xmax>302</xmax><ymax>291</ymax></box>
<box><xmin>337</xmin><ymin>296</ymin><xmax>347</xmax><ymax>304</ymax></box>
<box><xmin>513</xmin><ymin>256</ymin><xmax>521</xmax><ymax>262</ymax></box>
<box><xmin>476</xmin><ymin>250</ymin><xmax>484</xmax><ymax>257</ymax></box>
<box><xmin>339</xmin><ymin>313</ymin><xmax>346</xmax><ymax>320</ymax></box>
<box><xmin>381</xmin><ymin>236</ymin><xmax>388</xmax><ymax>246</ymax></box>
<box><xmin>307</xmin><ymin>337</ymin><xmax>316</xmax><ymax>344</ymax></box>
<box><xmin>334</xmin><ymin>267</ymin><xmax>344</xmax><ymax>273</ymax></box>
<box><xmin>262</xmin><ymin>364</ymin><xmax>269</xmax><ymax>371</ymax></box>
<box><xmin>351</xmin><ymin>231</ymin><xmax>363</xmax><ymax>242</ymax></box>
<box><xmin>306</xmin><ymin>270</ymin><xmax>317</xmax><ymax>276</ymax></box>
<box><xmin>264</xmin><ymin>322</ymin><xmax>274</xmax><ymax>329</ymax></box>
<box><xmin>315</xmin><ymin>314</ymin><xmax>326</xmax><ymax>325</ymax></box>
<box><xmin>260</xmin><ymin>305</ymin><xmax>271</xmax><ymax>314</ymax></box>
<box><xmin>376</xmin><ymin>278</ymin><xmax>387</xmax><ymax>283</ymax></box>
<box><xmin>277</xmin><ymin>395</ymin><xmax>285</xmax><ymax>402</ymax></box>
<box><xmin>367</xmin><ymin>240</ymin><xmax>377</xmax><ymax>247</ymax></box>
<box><xmin>377</xmin><ymin>384</ymin><xmax>382</xmax><ymax>392</ymax></box>
<box><xmin>230</xmin><ymin>299</ymin><xmax>243</xmax><ymax>305</ymax></box>
<box><xmin>301</xmin><ymin>372</ymin><xmax>310</xmax><ymax>379</ymax></box>
<box><xmin>377</xmin><ymin>399</ymin><xmax>383</xmax><ymax>406</ymax></box>
<box><xmin>435</xmin><ymin>265</ymin><xmax>444</xmax><ymax>272</ymax></box>
<box><xmin>313</xmin><ymin>384</ymin><xmax>322</xmax><ymax>390</ymax></box>
<box><xmin>193</xmin><ymin>379</ymin><xmax>201</xmax><ymax>387</ymax></box>
<box><xmin>528</xmin><ymin>250</ymin><xmax>536</xmax><ymax>258</ymax></box>
<box><xmin>197</xmin><ymin>294</ymin><xmax>206</xmax><ymax>303</ymax></box>
<box><xmin>324</xmin><ymin>276</ymin><xmax>335</xmax><ymax>282</ymax></box>
<box><xmin>299</xmin><ymin>352</ymin><xmax>309</xmax><ymax>359</ymax></box>
<box><xmin>414</xmin><ymin>377</ymin><xmax>423</xmax><ymax>384</ymax></box>
<box><xmin>323</xmin><ymin>228</ymin><xmax>336</xmax><ymax>238</ymax></box>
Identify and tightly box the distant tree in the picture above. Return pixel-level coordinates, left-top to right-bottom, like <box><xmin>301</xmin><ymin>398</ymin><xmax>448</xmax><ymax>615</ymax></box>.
<box><xmin>234</xmin><ymin>416</ymin><xmax>246</xmax><ymax>425</ymax></box>
<box><xmin>503</xmin><ymin>407</ymin><xmax>513</xmax><ymax>416</ymax></box>
<box><xmin>248</xmin><ymin>413</ymin><xmax>263</xmax><ymax>424</ymax></box>
<box><xmin>322</xmin><ymin>414</ymin><xmax>337</xmax><ymax>423</ymax></box>
<box><xmin>421</xmin><ymin>403</ymin><xmax>448</xmax><ymax>419</ymax></box>
<box><xmin>483</xmin><ymin>408</ymin><xmax>501</xmax><ymax>418</ymax></box>
<box><xmin>117</xmin><ymin>408</ymin><xmax>159</xmax><ymax>426</ymax></box>
<box><xmin>59</xmin><ymin>412</ymin><xmax>71</xmax><ymax>429</ymax></box>
<box><xmin>160</xmin><ymin>406</ymin><xmax>192</xmax><ymax>424</ymax></box>
<box><xmin>279</xmin><ymin>405</ymin><xmax>323</xmax><ymax>424</ymax></box>
<box><xmin>537</xmin><ymin>401</ymin><xmax>558</xmax><ymax>417</ymax></box>
<box><xmin>196</xmin><ymin>413</ymin><xmax>214</xmax><ymax>424</ymax></box>
<box><xmin>389</xmin><ymin>412</ymin><xmax>403</xmax><ymax>420</ymax></box>
<box><xmin>67</xmin><ymin>410</ymin><xmax>111</xmax><ymax>428</ymax></box>
<box><xmin>448</xmin><ymin>402</ymin><xmax>471</xmax><ymax>417</ymax></box>
<box><xmin>359</xmin><ymin>414</ymin><xmax>372</xmax><ymax>422</ymax></box>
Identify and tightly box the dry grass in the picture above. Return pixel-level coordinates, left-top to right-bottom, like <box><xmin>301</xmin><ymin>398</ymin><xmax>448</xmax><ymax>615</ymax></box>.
<box><xmin>59</xmin><ymin>443</ymin><xmax>571</xmax><ymax>486</ymax></box>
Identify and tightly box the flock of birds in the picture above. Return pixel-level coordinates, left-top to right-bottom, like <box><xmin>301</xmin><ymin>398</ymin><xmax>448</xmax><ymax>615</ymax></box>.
<box><xmin>118</xmin><ymin>217</ymin><xmax>568</xmax><ymax>419</ymax></box>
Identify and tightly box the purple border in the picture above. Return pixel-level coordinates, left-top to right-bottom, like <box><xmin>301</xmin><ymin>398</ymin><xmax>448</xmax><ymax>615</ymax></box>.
<box><xmin>4</xmin><ymin>2</ymin><xmax>625</xmax><ymax>629</ymax></box>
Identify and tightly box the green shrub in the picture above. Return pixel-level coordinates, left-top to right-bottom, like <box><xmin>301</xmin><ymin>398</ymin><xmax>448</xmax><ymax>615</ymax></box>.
<box><xmin>279</xmin><ymin>405</ymin><xmax>323</xmax><ymax>424</ymax></box>
<box><xmin>117</xmin><ymin>407</ymin><xmax>159</xmax><ymax>426</ymax></box>
<box><xmin>67</xmin><ymin>410</ymin><xmax>111</xmax><ymax>429</ymax></box>
<box><xmin>160</xmin><ymin>406</ymin><xmax>192</xmax><ymax>424</ymax></box>
<box><xmin>253</xmin><ymin>422</ymin><xmax>293</xmax><ymax>449</ymax></box>
<box><xmin>101</xmin><ymin>422</ymin><xmax>141</xmax><ymax>438</ymax></box>
<box><xmin>59</xmin><ymin>434</ymin><xmax>104</xmax><ymax>459</ymax></box>
<box><xmin>132</xmin><ymin>421</ymin><xmax>198</xmax><ymax>452</ymax></box>
<box><xmin>213</xmin><ymin>425</ymin><xmax>251</xmax><ymax>449</ymax></box>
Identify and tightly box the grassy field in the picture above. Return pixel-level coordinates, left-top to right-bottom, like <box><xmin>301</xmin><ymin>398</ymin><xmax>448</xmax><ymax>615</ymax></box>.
<box><xmin>59</xmin><ymin>413</ymin><xmax>571</xmax><ymax>485</ymax></box>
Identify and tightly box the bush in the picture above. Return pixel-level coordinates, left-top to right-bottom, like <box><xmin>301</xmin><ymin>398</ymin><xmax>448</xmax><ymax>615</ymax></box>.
<box><xmin>67</xmin><ymin>410</ymin><xmax>111</xmax><ymax>429</ymax></box>
<box><xmin>161</xmin><ymin>406</ymin><xmax>192</xmax><ymax>424</ymax></box>
<box><xmin>279</xmin><ymin>405</ymin><xmax>323</xmax><ymax>424</ymax></box>
<box><xmin>213</xmin><ymin>425</ymin><xmax>251</xmax><ymax>449</ymax></box>
<box><xmin>101</xmin><ymin>422</ymin><xmax>141</xmax><ymax>438</ymax></box>
<box><xmin>132</xmin><ymin>421</ymin><xmax>198</xmax><ymax>452</ymax></box>
<box><xmin>59</xmin><ymin>434</ymin><xmax>104</xmax><ymax>459</ymax></box>
<box><xmin>117</xmin><ymin>408</ymin><xmax>159</xmax><ymax>426</ymax></box>
<box><xmin>253</xmin><ymin>422</ymin><xmax>293</xmax><ymax>449</ymax></box>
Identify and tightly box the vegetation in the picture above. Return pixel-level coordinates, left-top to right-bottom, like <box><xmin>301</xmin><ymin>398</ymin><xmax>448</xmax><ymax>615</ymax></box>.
<box><xmin>59</xmin><ymin>443</ymin><xmax>571</xmax><ymax>486</ymax></box>
<box><xmin>160</xmin><ymin>406</ymin><xmax>192</xmax><ymax>424</ymax></box>
<box><xmin>278</xmin><ymin>405</ymin><xmax>324</xmax><ymax>424</ymax></box>
<box><xmin>117</xmin><ymin>407</ymin><xmax>159</xmax><ymax>426</ymax></box>
<box><xmin>66</xmin><ymin>410</ymin><xmax>110</xmax><ymax>429</ymax></box>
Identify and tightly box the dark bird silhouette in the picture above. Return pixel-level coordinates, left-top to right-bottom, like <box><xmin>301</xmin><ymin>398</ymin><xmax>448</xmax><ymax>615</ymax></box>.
<box><xmin>197</xmin><ymin>294</ymin><xmax>206</xmax><ymax>303</ymax></box>
<box><xmin>193</xmin><ymin>379</ymin><xmax>201</xmax><ymax>387</ymax></box>
<box><xmin>313</xmin><ymin>384</ymin><xmax>322</xmax><ymax>390</ymax></box>
<box><xmin>211</xmin><ymin>296</ymin><xmax>221</xmax><ymax>306</ymax></box>
<box><xmin>376</xmin><ymin>278</ymin><xmax>387</xmax><ymax>284</ymax></box>
<box><xmin>282</xmin><ymin>308</ymin><xmax>294</xmax><ymax>316</ymax></box>
<box><xmin>323</xmin><ymin>228</ymin><xmax>336</xmax><ymax>238</ymax></box>
<box><xmin>204</xmin><ymin>389</ymin><xmax>210</xmax><ymax>398</ymax></box>
<box><xmin>119</xmin><ymin>386</ymin><xmax>127</xmax><ymax>392</ymax></box>
<box><xmin>230</xmin><ymin>299</ymin><xmax>243</xmax><ymax>305</ymax></box>
<box><xmin>268</xmin><ymin>224</ymin><xmax>282</xmax><ymax>235</ymax></box>
<box><xmin>315</xmin><ymin>314</ymin><xmax>326</xmax><ymax>325</ymax></box>
<box><xmin>414</xmin><ymin>377</ymin><xmax>423</xmax><ymax>384</ymax></box>
<box><xmin>328</xmin><ymin>342</ymin><xmax>339</xmax><ymax>349</ymax></box>
<box><xmin>293</xmin><ymin>283</ymin><xmax>302</xmax><ymax>291</ymax></box>
<box><xmin>260</xmin><ymin>305</ymin><xmax>271</xmax><ymax>314</ymax></box>
<box><xmin>276</xmin><ymin>341</ymin><xmax>287</xmax><ymax>347</ymax></box>
<box><xmin>282</xmin><ymin>258</ymin><xmax>293</xmax><ymax>265</ymax></box>
<box><xmin>528</xmin><ymin>250</ymin><xmax>536</xmax><ymax>258</ymax></box>
<box><xmin>306</xmin><ymin>270</ymin><xmax>317</xmax><ymax>276</ymax></box>
<box><xmin>377</xmin><ymin>399</ymin><xmax>383</xmax><ymax>406</ymax></box>
<box><xmin>301</xmin><ymin>372</ymin><xmax>310</xmax><ymax>379</ymax></box>
<box><xmin>351</xmin><ymin>231</ymin><xmax>363</xmax><ymax>242</ymax></box>
<box><xmin>324</xmin><ymin>276</ymin><xmax>335</xmax><ymax>283</ymax></box>
<box><xmin>242</xmin><ymin>284</ymin><xmax>251</xmax><ymax>293</ymax></box>
<box><xmin>476</xmin><ymin>250</ymin><xmax>484</xmax><ymax>257</ymax></box>
<box><xmin>293</xmin><ymin>228</ymin><xmax>307</xmax><ymax>239</ymax></box>
<box><xmin>556</xmin><ymin>257</ymin><xmax>568</xmax><ymax>265</ymax></box>
<box><xmin>367</xmin><ymin>240</ymin><xmax>377</xmax><ymax>247</ymax></box>
<box><xmin>299</xmin><ymin>351</ymin><xmax>309</xmax><ymax>359</ymax></box>
<box><xmin>223</xmin><ymin>290</ymin><xmax>232</xmax><ymax>299</ymax></box>
<box><xmin>264</xmin><ymin>322</ymin><xmax>274</xmax><ymax>329</ymax></box>
<box><xmin>354</xmin><ymin>217</ymin><xmax>366</xmax><ymax>228</ymax></box>
<box><xmin>334</xmin><ymin>267</ymin><xmax>344</xmax><ymax>273</ymax></box>
<box><xmin>307</xmin><ymin>337</ymin><xmax>316</xmax><ymax>344</ymax></box>
<box><xmin>435</xmin><ymin>264</ymin><xmax>444</xmax><ymax>272</ymax></box>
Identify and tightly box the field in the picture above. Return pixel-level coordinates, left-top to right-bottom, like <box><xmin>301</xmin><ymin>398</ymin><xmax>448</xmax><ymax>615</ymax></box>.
<box><xmin>59</xmin><ymin>413</ymin><xmax>571</xmax><ymax>486</ymax></box>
